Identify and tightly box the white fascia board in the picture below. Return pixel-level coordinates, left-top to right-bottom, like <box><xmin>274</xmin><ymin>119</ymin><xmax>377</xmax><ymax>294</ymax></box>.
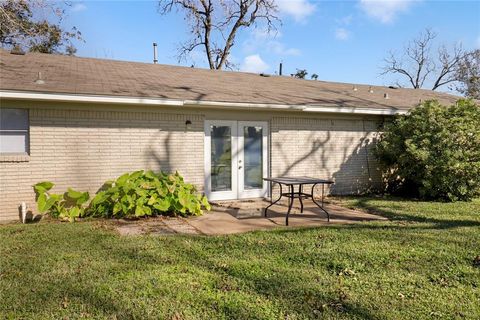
<box><xmin>0</xmin><ymin>90</ymin><xmax>404</xmax><ymax>115</ymax></box>
<box><xmin>186</xmin><ymin>100</ymin><xmax>404</xmax><ymax>115</ymax></box>
<box><xmin>183</xmin><ymin>99</ymin><xmax>306</xmax><ymax>111</ymax></box>
<box><xmin>303</xmin><ymin>106</ymin><xmax>407</xmax><ymax>115</ymax></box>
<box><xmin>0</xmin><ymin>91</ymin><xmax>183</xmax><ymax>106</ymax></box>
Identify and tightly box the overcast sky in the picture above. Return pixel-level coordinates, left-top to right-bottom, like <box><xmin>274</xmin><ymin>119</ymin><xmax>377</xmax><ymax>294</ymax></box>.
<box><xmin>66</xmin><ymin>0</ymin><xmax>480</xmax><ymax>91</ymax></box>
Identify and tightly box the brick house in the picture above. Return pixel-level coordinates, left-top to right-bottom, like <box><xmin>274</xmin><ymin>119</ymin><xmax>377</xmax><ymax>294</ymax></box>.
<box><xmin>0</xmin><ymin>49</ymin><xmax>458</xmax><ymax>221</ymax></box>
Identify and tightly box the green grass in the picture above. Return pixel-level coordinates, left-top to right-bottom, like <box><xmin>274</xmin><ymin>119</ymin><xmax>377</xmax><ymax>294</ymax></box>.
<box><xmin>1</xmin><ymin>197</ymin><xmax>479</xmax><ymax>320</ymax></box>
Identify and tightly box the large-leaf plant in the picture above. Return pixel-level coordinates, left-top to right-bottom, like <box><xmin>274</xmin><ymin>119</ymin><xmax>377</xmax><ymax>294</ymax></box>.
<box><xmin>33</xmin><ymin>182</ymin><xmax>90</xmax><ymax>221</ymax></box>
<box><xmin>88</xmin><ymin>170</ymin><xmax>211</xmax><ymax>218</ymax></box>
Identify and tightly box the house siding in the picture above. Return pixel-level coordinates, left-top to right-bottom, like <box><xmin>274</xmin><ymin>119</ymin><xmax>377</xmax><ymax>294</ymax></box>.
<box><xmin>0</xmin><ymin>106</ymin><xmax>205</xmax><ymax>222</ymax></box>
<box><xmin>0</xmin><ymin>102</ymin><xmax>384</xmax><ymax>222</ymax></box>
<box><xmin>270</xmin><ymin>116</ymin><xmax>383</xmax><ymax>195</ymax></box>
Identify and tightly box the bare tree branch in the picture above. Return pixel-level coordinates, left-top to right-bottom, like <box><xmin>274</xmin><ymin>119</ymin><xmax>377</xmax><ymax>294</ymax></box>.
<box><xmin>158</xmin><ymin>0</ymin><xmax>279</xmax><ymax>70</ymax></box>
<box><xmin>381</xmin><ymin>28</ymin><xmax>464</xmax><ymax>91</ymax></box>
<box><xmin>431</xmin><ymin>43</ymin><xmax>465</xmax><ymax>90</ymax></box>
<box><xmin>381</xmin><ymin>51</ymin><xmax>417</xmax><ymax>88</ymax></box>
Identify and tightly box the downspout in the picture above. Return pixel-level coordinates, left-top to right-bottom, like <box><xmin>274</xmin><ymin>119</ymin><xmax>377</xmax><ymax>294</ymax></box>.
<box><xmin>362</xmin><ymin>119</ymin><xmax>372</xmax><ymax>187</ymax></box>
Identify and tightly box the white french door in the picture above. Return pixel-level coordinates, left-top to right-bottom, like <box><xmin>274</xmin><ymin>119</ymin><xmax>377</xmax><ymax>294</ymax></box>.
<box><xmin>237</xmin><ymin>121</ymin><xmax>268</xmax><ymax>199</ymax></box>
<box><xmin>204</xmin><ymin>120</ymin><xmax>268</xmax><ymax>201</ymax></box>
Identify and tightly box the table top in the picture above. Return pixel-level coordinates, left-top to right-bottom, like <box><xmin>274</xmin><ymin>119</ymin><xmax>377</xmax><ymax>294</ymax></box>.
<box><xmin>263</xmin><ymin>176</ymin><xmax>334</xmax><ymax>185</ymax></box>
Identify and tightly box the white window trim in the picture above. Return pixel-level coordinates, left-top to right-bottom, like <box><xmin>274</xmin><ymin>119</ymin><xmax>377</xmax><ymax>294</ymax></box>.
<box><xmin>0</xmin><ymin>108</ymin><xmax>30</xmax><ymax>157</ymax></box>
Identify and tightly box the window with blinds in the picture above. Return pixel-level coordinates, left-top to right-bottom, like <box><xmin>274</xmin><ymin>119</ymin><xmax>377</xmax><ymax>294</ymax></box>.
<box><xmin>0</xmin><ymin>109</ymin><xmax>29</xmax><ymax>154</ymax></box>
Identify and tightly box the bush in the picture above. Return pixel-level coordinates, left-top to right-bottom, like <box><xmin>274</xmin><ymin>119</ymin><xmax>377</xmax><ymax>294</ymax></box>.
<box><xmin>88</xmin><ymin>170</ymin><xmax>210</xmax><ymax>218</ymax></box>
<box><xmin>33</xmin><ymin>171</ymin><xmax>211</xmax><ymax>221</ymax></box>
<box><xmin>33</xmin><ymin>182</ymin><xmax>90</xmax><ymax>222</ymax></box>
<box><xmin>375</xmin><ymin>99</ymin><xmax>480</xmax><ymax>201</ymax></box>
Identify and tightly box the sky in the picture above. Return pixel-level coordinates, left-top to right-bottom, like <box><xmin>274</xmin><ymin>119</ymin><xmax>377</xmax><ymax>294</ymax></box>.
<box><xmin>65</xmin><ymin>0</ymin><xmax>480</xmax><ymax>91</ymax></box>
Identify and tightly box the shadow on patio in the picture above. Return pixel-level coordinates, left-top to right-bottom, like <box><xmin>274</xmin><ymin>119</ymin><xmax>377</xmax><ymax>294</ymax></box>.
<box><xmin>188</xmin><ymin>198</ymin><xmax>386</xmax><ymax>235</ymax></box>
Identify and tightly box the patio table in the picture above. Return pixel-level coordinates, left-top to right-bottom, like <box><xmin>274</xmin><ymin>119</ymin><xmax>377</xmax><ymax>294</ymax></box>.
<box><xmin>263</xmin><ymin>177</ymin><xmax>334</xmax><ymax>226</ymax></box>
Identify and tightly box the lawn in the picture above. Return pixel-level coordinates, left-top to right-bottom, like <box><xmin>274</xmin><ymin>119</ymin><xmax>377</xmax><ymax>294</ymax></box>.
<box><xmin>0</xmin><ymin>197</ymin><xmax>479</xmax><ymax>319</ymax></box>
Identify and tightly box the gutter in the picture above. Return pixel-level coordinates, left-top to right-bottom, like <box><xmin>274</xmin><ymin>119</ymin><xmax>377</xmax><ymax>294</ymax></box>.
<box><xmin>0</xmin><ymin>90</ymin><xmax>407</xmax><ymax>115</ymax></box>
<box><xmin>0</xmin><ymin>90</ymin><xmax>183</xmax><ymax>106</ymax></box>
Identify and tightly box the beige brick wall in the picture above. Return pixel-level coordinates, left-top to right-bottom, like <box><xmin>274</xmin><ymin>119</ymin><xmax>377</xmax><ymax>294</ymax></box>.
<box><xmin>0</xmin><ymin>103</ymin><xmax>384</xmax><ymax>222</ymax></box>
<box><xmin>0</xmin><ymin>107</ymin><xmax>205</xmax><ymax>222</ymax></box>
<box><xmin>270</xmin><ymin>116</ymin><xmax>383</xmax><ymax>195</ymax></box>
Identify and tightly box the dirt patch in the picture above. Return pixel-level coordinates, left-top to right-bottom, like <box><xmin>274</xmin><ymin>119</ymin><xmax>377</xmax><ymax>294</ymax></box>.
<box><xmin>114</xmin><ymin>216</ymin><xmax>202</xmax><ymax>236</ymax></box>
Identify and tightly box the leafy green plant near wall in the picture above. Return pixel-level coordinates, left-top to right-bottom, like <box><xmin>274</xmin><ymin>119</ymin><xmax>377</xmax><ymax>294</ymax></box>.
<box><xmin>33</xmin><ymin>182</ymin><xmax>90</xmax><ymax>222</ymax></box>
<box><xmin>89</xmin><ymin>170</ymin><xmax>211</xmax><ymax>218</ymax></box>
<box><xmin>33</xmin><ymin>170</ymin><xmax>211</xmax><ymax>221</ymax></box>
<box><xmin>375</xmin><ymin>99</ymin><xmax>480</xmax><ymax>201</ymax></box>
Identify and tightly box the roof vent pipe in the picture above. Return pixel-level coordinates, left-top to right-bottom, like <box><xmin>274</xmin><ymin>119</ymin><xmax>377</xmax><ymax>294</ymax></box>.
<box><xmin>368</xmin><ymin>86</ymin><xmax>374</xmax><ymax>93</ymax></box>
<box><xmin>384</xmin><ymin>93</ymin><xmax>389</xmax><ymax>99</ymax></box>
<box><xmin>353</xmin><ymin>85</ymin><xmax>358</xmax><ymax>91</ymax></box>
<box><xmin>279</xmin><ymin>62</ymin><xmax>283</xmax><ymax>76</ymax></box>
<box><xmin>153</xmin><ymin>43</ymin><xmax>158</xmax><ymax>64</ymax></box>
<box><xmin>35</xmin><ymin>72</ymin><xmax>45</xmax><ymax>85</ymax></box>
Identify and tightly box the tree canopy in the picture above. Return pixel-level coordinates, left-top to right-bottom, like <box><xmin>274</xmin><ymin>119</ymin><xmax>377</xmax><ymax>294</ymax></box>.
<box><xmin>0</xmin><ymin>0</ymin><xmax>82</xmax><ymax>55</ymax></box>
<box><xmin>455</xmin><ymin>49</ymin><xmax>480</xmax><ymax>99</ymax></box>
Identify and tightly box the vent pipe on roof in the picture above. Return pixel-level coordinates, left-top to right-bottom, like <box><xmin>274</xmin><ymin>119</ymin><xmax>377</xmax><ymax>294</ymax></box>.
<box><xmin>279</xmin><ymin>62</ymin><xmax>283</xmax><ymax>76</ymax></box>
<box><xmin>35</xmin><ymin>72</ymin><xmax>45</xmax><ymax>85</ymax></box>
<box><xmin>153</xmin><ymin>43</ymin><xmax>158</xmax><ymax>64</ymax></box>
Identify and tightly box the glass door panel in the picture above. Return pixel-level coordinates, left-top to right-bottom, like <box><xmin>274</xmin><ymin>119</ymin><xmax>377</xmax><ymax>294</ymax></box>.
<box><xmin>204</xmin><ymin>120</ymin><xmax>238</xmax><ymax>201</ymax></box>
<box><xmin>211</xmin><ymin>125</ymin><xmax>232</xmax><ymax>192</ymax></box>
<box><xmin>238</xmin><ymin>121</ymin><xmax>268</xmax><ymax>199</ymax></box>
<box><xmin>243</xmin><ymin>126</ymin><xmax>263</xmax><ymax>189</ymax></box>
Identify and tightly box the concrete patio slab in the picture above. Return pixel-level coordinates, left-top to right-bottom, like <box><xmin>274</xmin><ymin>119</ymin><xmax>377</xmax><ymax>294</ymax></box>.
<box><xmin>113</xmin><ymin>199</ymin><xmax>386</xmax><ymax>236</ymax></box>
<box><xmin>189</xmin><ymin>199</ymin><xmax>387</xmax><ymax>235</ymax></box>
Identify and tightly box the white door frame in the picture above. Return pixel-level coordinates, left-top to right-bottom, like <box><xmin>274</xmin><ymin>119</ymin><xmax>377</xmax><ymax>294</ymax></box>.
<box><xmin>204</xmin><ymin>120</ymin><xmax>238</xmax><ymax>201</ymax></box>
<box><xmin>237</xmin><ymin>121</ymin><xmax>269</xmax><ymax>199</ymax></box>
<box><xmin>204</xmin><ymin>120</ymin><xmax>269</xmax><ymax>201</ymax></box>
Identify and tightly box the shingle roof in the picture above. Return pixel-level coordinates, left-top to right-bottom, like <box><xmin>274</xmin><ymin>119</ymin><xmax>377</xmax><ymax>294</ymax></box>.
<box><xmin>0</xmin><ymin>49</ymin><xmax>459</xmax><ymax>111</ymax></box>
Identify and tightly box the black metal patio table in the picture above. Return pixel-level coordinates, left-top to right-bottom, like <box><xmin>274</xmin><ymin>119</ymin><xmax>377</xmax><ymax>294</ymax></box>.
<box><xmin>263</xmin><ymin>177</ymin><xmax>334</xmax><ymax>226</ymax></box>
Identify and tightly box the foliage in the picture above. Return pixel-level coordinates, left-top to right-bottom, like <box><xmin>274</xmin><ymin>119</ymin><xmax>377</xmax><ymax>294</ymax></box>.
<box><xmin>293</xmin><ymin>69</ymin><xmax>308</xmax><ymax>79</ymax></box>
<box><xmin>0</xmin><ymin>0</ymin><xmax>82</xmax><ymax>54</ymax></box>
<box><xmin>375</xmin><ymin>99</ymin><xmax>480</xmax><ymax>201</ymax></box>
<box><xmin>1</xmin><ymin>196</ymin><xmax>479</xmax><ymax>319</ymax></box>
<box><xmin>157</xmin><ymin>0</ymin><xmax>279</xmax><ymax>70</ymax></box>
<box><xmin>33</xmin><ymin>171</ymin><xmax>211</xmax><ymax>221</ymax></box>
<box><xmin>88</xmin><ymin>170</ymin><xmax>211</xmax><ymax>218</ymax></box>
<box><xmin>455</xmin><ymin>49</ymin><xmax>480</xmax><ymax>99</ymax></box>
<box><xmin>33</xmin><ymin>181</ymin><xmax>90</xmax><ymax>221</ymax></box>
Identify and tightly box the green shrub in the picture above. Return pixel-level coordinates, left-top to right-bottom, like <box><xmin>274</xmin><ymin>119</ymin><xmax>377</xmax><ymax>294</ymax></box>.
<box><xmin>33</xmin><ymin>171</ymin><xmax>211</xmax><ymax>221</ymax></box>
<box><xmin>88</xmin><ymin>170</ymin><xmax>211</xmax><ymax>218</ymax></box>
<box><xmin>33</xmin><ymin>182</ymin><xmax>90</xmax><ymax>221</ymax></box>
<box><xmin>375</xmin><ymin>99</ymin><xmax>480</xmax><ymax>201</ymax></box>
